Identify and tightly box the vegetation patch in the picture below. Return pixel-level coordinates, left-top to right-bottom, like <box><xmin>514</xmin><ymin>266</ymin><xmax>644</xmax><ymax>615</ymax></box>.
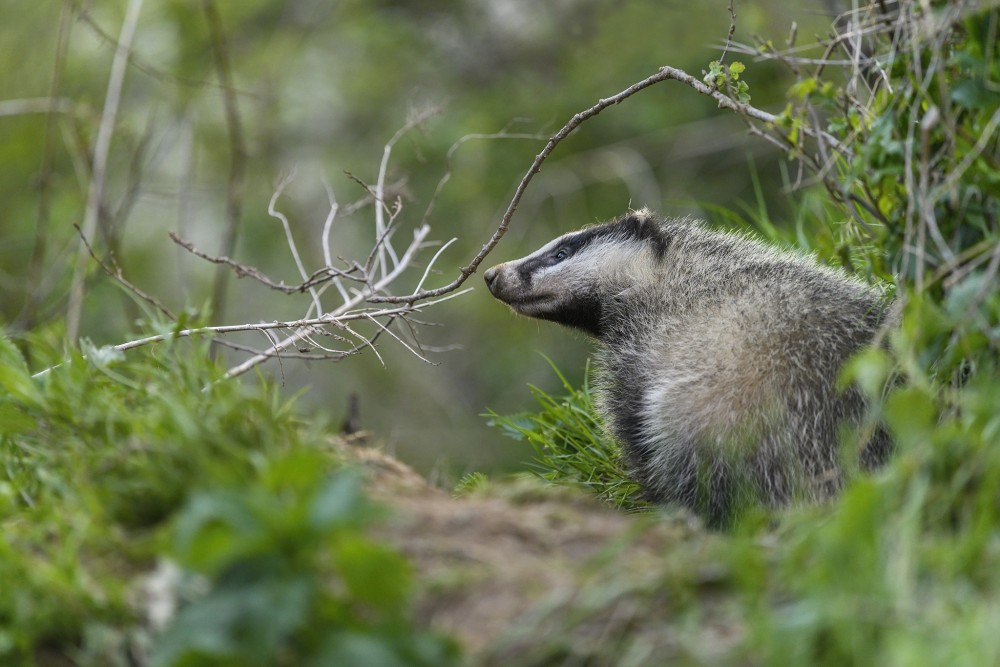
<box><xmin>0</xmin><ymin>335</ymin><xmax>457</xmax><ymax>666</ymax></box>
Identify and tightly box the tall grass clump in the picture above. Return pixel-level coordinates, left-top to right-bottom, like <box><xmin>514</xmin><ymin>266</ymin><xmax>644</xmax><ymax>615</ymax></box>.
<box><xmin>487</xmin><ymin>361</ymin><xmax>645</xmax><ymax>511</ymax></box>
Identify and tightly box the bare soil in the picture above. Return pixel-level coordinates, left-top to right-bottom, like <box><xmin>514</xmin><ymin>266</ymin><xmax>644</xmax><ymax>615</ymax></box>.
<box><xmin>347</xmin><ymin>443</ymin><xmax>748</xmax><ymax>666</ymax></box>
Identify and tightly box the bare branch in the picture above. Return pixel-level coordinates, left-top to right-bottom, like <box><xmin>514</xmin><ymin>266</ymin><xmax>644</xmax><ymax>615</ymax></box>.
<box><xmin>169</xmin><ymin>231</ymin><xmax>305</xmax><ymax>294</ymax></box>
<box><xmin>212</xmin><ymin>336</ymin><xmax>364</xmax><ymax>363</ymax></box>
<box><xmin>0</xmin><ymin>97</ymin><xmax>78</xmax><ymax>117</ymax></box>
<box><xmin>220</xmin><ymin>223</ymin><xmax>450</xmax><ymax>379</ymax></box>
<box><xmin>365</xmin><ymin>107</ymin><xmax>439</xmax><ymax>282</ymax></box>
<box><xmin>415</xmin><ymin>238</ymin><xmax>458</xmax><ymax>294</ymax></box>
<box><xmin>318</xmin><ymin>172</ymin><xmax>351</xmax><ymax>303</ymax></box>
<box><xmin>419</xmin><ymin>129</ymin><xmax>550</xmax><ymax>230</ymax></box>
<box><xmin>369</xmin><ymin>64</ymin><xmax>788</xmax><ymax>304</ymax></box>
<box><xmin>266</xmin><ymin>169</ymin><xmax>324</xmax><ymax>314</ymax></box>
<box><xmin>363</xmin><ymin>313</ymin><xmax>437</xmax><ymax>366</ymax></box>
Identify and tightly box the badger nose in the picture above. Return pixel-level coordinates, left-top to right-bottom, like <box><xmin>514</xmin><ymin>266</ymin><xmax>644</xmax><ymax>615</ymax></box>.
<box><xmin>484</xmin><ymin>266</ymin><xmax>499</xmax><ymax>293</ymax></box>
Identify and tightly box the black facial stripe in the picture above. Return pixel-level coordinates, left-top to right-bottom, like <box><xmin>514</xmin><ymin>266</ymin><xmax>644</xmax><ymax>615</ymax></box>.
<box><xmin>516</xmin><ymin>255</ymin><xmax>544</xmax><ymax>285</ymax></box>
<box><xmin>538</xmin><ymin>292</ymin><xmax>603</xmax><ymax>337</ymax></box>
<box><xmin>516</xmin><ymin>236</ymin><xmax>582</xmax><ymax>283</ymax></box>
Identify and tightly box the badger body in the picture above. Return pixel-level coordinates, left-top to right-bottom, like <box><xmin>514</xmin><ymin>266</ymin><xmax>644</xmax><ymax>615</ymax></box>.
<box><xmin>484</xmin><ymin>210</ymin><xmax>892</xmax><ymax>525</ymax></box>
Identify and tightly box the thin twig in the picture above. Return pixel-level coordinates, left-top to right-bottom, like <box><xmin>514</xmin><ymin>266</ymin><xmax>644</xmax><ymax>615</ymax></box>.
<box><xmin>105</xmin><ymin>299</ymin><xmax>428</xmax><ymax>355</ymax></box>
<box><xmin>0</xmin><ymin>97</ymin><xmax>78</xmax><ymax>117</ymax></box>
<box><xmin>266</xmin><ymin>169</ymin><xmax>324</xmax><ymax>314</ymax></box>
<box><xmin>319</xmin><ymin>170</ymin><xmax>341</xmax><ymax>270</ymax></box>
<box><xmin>66</xmin><ymin>0</ymin><xmax>144</xmax><ymax>342</ymax></box>
<box><xmin>319</xmin><ymin>172</ymin><xmax>351</xmax><ymax>303</ymax></box>
<box><xmin>204</xmin><ymin>0</ymin><xmax>248</xmax><ymax>323</ymax></box>
<box><xmin>211</xmin><ymin>336</ymin><xmax>364</xmax><ymax>362</ymax></box>
<box><xmin>170</xmin><ymin>231</ymin><xmax>305</xmax><ymax>293</ymax></box>
<box><xmin>415</xmin><ymin>238</ymin><xmax>458</xmax><ymax>294</ymax></box>
<box><xmin>419</xmin><ymin>130</ymin><xmax>549</xmax><ymax>230</ymax></box>
<box><xmin>719</xmin><ymin>0</ymin><xmax>738</xmax><ymax>65</ymax></box>
<box><xmin>221</xmin><ymin>224</ymin><xmax>445</xmax><ymax>378</ymax></box>
<box><xmin>364</xmin><ymin>313</ymin><xmax>437</xmax><ymax>365</ymax></box>
<box><xmin>337</xmin><ymin>321</ymin><xmax>386</xmax><ymax>368</ymax></box>
<box><xmin>74</xmin><ymin>224</ymin><xmax>175</xmax><ymax>321</ymax></box>
<box><xmin>373</xmin><ymin>107</ymin><xmax>438</xmax><ymax>278</ymax></box>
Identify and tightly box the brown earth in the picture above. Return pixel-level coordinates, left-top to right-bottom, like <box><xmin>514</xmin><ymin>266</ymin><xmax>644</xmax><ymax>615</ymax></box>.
<box><xmin>346</xmin><ymin>442</ymin><xmax>748</xmax><ymax>666</ymax></box>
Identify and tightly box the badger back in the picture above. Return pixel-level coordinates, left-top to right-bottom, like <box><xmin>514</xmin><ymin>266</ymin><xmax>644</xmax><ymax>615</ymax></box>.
<box><xmin>483</xmin><ymin>211</ymin><xmax>670</xmax><ymax>337</ymax></box>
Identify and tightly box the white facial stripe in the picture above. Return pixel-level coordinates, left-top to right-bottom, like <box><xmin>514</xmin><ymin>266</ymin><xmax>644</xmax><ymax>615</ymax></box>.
<box><xmin>522</xmin><ymin>235</ymin><xmax>572</xmax><ymax>264</ymax></box>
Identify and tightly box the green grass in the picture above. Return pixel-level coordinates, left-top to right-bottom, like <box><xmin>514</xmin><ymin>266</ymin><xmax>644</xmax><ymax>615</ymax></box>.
<box><xmin>486</xmin><ymin>359</ymin><xmax>645</xmax><ymax>511</ymax></box>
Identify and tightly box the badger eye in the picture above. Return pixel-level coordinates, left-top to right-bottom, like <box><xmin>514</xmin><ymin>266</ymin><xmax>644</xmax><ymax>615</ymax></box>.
<box><xmin>553</xmin><ymin>247</ymin><xmax>570</xmax><ymax>262</ymax></box>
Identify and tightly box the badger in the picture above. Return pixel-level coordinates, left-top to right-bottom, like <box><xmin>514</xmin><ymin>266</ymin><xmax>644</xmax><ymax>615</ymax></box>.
<box><xmin>484</xmin><ymin>209</ymin><xmax>893</xmax><ymax>526</ymax></box>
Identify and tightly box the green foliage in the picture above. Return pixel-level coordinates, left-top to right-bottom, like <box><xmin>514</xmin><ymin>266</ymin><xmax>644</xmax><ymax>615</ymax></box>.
<box><xmin>725</xmin><ymin>8</ymin><xmax>1000</xmax><ymax>660</ymax></box>
<box><xmin>705</xmin><ymin>59</ymin><xmax>752</xmax><ymax>103</ymax></box>
<box><xmin>451</xmin><ymin>471</ymin><xmax>490</xmax><ymax>497</ymax></box>
<box><xmin>153</xmin><ymin>462</ymin><xmax>457</xmax><ymax>667</ymax></box>
<box><xmin>0</xmin><ymin>332</ymin><xmax>457</xmax><ymax>666</ymax></box>
<box><xmin>486</xmin><ymin>361</ymin><xmax>645</xmax><ymax>511</ymax></box>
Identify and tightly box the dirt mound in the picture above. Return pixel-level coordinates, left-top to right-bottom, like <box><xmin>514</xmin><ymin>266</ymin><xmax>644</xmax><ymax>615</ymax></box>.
<box><xmin>348</xmin><ymin>444</ymin><xmax>744</xmax><ymax>665</ymax></box>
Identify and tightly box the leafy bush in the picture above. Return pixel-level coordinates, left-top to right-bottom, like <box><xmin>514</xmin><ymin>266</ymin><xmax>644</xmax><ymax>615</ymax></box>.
<box><xmin>154</xmin><ymin>461</ymin><xmax>458</xmax><ymax>667</ymax></box>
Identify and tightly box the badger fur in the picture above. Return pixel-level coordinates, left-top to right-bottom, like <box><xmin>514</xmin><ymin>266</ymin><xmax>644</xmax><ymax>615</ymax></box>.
<box><xmin>484</xmin><ymin>210</ymin><xmax>893</xmax><ymax>525</ymax></box>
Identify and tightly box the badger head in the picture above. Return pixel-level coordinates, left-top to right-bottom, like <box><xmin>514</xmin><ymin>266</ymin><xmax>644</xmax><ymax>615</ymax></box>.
<box><xmin>483</xmin><ymin>211</ymin><xmax>669</xmax><ymax>338</ymax></box>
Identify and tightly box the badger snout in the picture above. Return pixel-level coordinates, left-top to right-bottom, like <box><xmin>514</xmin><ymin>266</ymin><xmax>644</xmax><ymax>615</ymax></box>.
<box><xmin>484</xmin><ymin>263</ymin><xmax>518</xmax><ymax>302</ymax></box>
<box><xmin>483</xmin><ymin>265</ymin><xmax>500</xmax><ymax>294</ymax></box>
<box><xmin>484</xmin><ymin>262</ymin><xmax>527</xmax><ymax>308</ymax></box>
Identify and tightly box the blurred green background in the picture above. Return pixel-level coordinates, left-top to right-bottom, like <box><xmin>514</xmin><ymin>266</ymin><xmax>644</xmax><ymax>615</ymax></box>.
<box><xmin>0</xmin><ymin>0</ymin><xmax>834</xmax><ymax>478</ymax></box>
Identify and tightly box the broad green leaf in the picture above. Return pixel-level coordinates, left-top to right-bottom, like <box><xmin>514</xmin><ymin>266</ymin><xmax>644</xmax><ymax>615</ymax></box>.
<box><xmin>309</xmin><ymin>473</ymin><xmax>366</xmax><ymax>530</ymax></box>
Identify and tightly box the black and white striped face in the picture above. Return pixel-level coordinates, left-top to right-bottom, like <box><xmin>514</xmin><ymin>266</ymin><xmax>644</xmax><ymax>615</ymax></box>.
<box><xmin>483</xmin><ymin>213</ymin><xmax>669</xmax><ymax>337</ymax></box>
